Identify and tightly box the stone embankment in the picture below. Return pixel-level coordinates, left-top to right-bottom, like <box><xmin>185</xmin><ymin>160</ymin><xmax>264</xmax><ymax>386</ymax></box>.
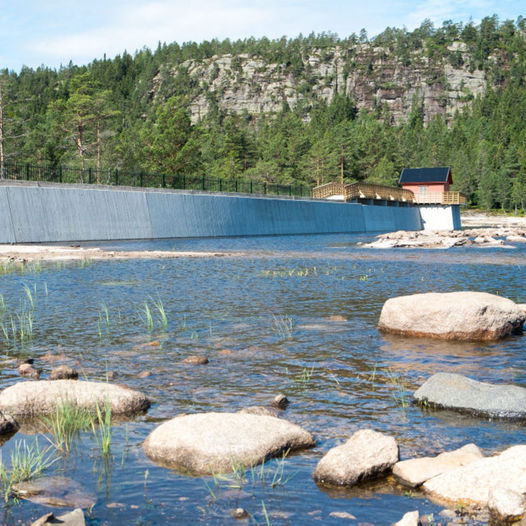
<box><xmin>360</xmin><ymin>226</ymin><xmax>526</xmax><ymax>249</ymax></box>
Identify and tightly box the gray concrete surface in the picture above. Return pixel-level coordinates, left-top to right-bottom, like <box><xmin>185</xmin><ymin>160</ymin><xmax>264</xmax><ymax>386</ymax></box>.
<box><xmin>0</xmin><ymin>182</ymin><xmax>425</xmax><ymax>243</ymax></box>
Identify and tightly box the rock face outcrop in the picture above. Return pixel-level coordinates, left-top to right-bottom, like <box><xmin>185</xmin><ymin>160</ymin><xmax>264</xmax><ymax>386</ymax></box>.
<box><xmin>0</xmin><ymin>380</ymin><xmax>150</xmax><ymax>416</ymax></box>
<box><xmin>143</xmin><ymin>412</ymin><xmax>315</xmax><ymax>474</ymax></box>
<box><xmin>393</xmin><ymin>443</ymin><xmax>484</xmax><ymax>488</ymax></box>
<box><xmin>313</xmin><ymin>429</ymin><xmax>398</xmax><ymax>486</ymax></box>
<box><xmin>413</xmin><ymin>373</ymin><xmax>526</xmax><ymax>419</ymax></box>
<box><xmin>423</xmin><ymin>445</ymin><xmax>526</xmax><ymax>507</ymax></box>
<box><xmin>154</xmin><ymin>42</ymin><xmax>489</xmax><ymax>125</ymax></box>
<box><xmin>378</xmin><ymin>291</ymin><xmax>525</xmax><ymax>341</ymax></box>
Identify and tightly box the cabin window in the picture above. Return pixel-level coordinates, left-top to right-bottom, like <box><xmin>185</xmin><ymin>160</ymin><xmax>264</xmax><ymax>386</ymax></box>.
<box><xmin>419</xmin><ymin>186</ymin><xmax>428</xmax><ymax>195</ymax></box>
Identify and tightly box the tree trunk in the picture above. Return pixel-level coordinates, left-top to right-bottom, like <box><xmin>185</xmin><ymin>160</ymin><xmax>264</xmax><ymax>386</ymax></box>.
<box><xmin>0</xmin><ymin>86</ymin><xmax>5</xmax><ymax>179</ymax></box>
<box><xmin>96</xmin><ymin>119</ymin><xmax>101</xmax><ymax>183</ymax></box>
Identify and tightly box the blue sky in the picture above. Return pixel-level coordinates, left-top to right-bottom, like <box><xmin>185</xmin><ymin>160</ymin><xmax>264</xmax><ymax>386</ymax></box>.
<box><xmin>1</xmin><ymin>0</ymin><xmax>524</xmax><ymax>71</ymax></box>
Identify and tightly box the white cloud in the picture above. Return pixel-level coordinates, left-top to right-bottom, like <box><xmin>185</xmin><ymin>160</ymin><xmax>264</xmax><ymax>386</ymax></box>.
<box><xmin>29</xmin><ymin>0</ymin><xmax>297</xmax><ymax>64</ymax></box>
<box><xmin>11</xmin><ymin>0</ymin><xmax>526</xmax><ymax>69</ymax></box>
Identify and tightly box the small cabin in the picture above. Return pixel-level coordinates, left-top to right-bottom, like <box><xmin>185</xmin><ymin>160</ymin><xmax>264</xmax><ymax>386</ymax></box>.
<box><xmin>399</xmin><ymin>167</ymin><xmax>452</xmax><ymax>199</ymax></box>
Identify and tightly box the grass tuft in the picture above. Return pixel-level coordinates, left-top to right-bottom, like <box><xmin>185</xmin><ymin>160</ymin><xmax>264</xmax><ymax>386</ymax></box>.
<box><xmin>0</xmin><ymin>440</ymin><xmax>55</xmax><ymax>503</ymax></box>
<box><xmin>41</xmin><ymin>401</ymin><xmax>92</xmax><ymax>455</ymax></box>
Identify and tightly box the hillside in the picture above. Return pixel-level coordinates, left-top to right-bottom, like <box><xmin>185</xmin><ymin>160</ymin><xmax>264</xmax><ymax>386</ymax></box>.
<box><xmin>1</xmin><ymin>15</ymin><xmax>526</xmax><ymax>209</ymax></box>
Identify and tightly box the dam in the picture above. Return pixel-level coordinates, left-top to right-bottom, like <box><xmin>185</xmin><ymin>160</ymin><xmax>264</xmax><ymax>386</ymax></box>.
<box><xmin>0</xmin><ymin>181</ymin><xmax>459</xmax><ymax>243</ymax></box>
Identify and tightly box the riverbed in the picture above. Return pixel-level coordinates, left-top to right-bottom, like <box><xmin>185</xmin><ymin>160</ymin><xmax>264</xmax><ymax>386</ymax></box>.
<box><xmin>0</xmin><ymin>232</ymin><xmax>525</xmax><ymax>525</ymax></box>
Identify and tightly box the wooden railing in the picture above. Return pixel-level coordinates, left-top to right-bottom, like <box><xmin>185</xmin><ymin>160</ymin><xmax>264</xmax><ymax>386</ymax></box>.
<box><xmin>312</xmin><ymin>182</ymin><xmax>414</xmax><ymax>203</ymax></box>
<box><xmin>414</xmin><ymin>192</ymin><xmax>467</xmax><ymax>205</ymax></box>
<box><xmin>311</xmin><ymin>182</ymin><xmax>347</xmax><ymax>199</ymax></box>
<box><xmin>346</xmin><ymin>183</ymin><xmax>415</xmax><ymax>202</ymax></box>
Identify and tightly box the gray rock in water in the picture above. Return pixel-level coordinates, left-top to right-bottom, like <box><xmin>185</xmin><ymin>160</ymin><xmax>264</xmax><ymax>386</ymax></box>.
<box><xmin>378</xmin><ymin>291</ymin><xmax>525</xmax><ymax>341</ymax></box>
<box><xmin>393</xmin><ymin>443</ymin><xmax>484</xmax><ymax>488</ymax></box>
<box><xmin>0</xmin><ymin>410</ymin><xmax>19</xmax><ymax>435</ymax></box>
<box><xmin>14</xmin><ymin>476</ymin><xmax>96</xmax><ymax>508</ymax></box>
<box><xmin>18</xmin><ymin>363</ymin><xmax>41</xmax><ymax>379</ymax></box>
<box><xmin>238</xmin><ymin>406</ymin><xmax>281</xmax><ymax>417</ymax></box>
<box><xmin>31</xmin><ymin>509</ymin><xmax>85</xmax><ymax>526</ymax></box>
<box><xmin>143</xmin><ymin>412</ymin><xmax>315</xmax><ymax>475</ymax></box>
<box><xmin>414</xmin><ymin>373</ymin><xmax>526</xmax><ymax>419</ymax></box>
<box><xmin>313</xmin><ymin>429</ymin><xmax>398</xmax><ymax>486</ymax></box>
<box><xmin>49</xmin><ymin>365</ymin><xmax>78</xmax><ymax>380</ymax></box>
<box><xmin>394</xmin><ymin>510</ymin><xmax>419</xmax><ymax>526</ymax></box>
<box><xmin>271</xmin><ymin>394</ymin><xmax>289</xmax><ymax>409</ymax></box>
<box><xmin>423</xmin><ymin>445</ymin><xmax>526</xmax><ymax>507</ymax></box>
<box><xmin>0</xmin><ymin>380</ymin><xmax>150</xmax><ymax>417</ymax></box>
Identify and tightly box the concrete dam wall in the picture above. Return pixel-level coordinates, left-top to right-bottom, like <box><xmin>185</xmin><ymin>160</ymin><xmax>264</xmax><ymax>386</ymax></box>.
<box><xmin>0</xmin><ymin>182</ymin><xmax>424</xmax><ymax>243</ymax></box>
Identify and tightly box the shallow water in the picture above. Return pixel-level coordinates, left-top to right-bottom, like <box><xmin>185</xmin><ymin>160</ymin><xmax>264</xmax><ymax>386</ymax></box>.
<box><xmin>1</xmin><ymin>233</ymin><xmax>525</xmax><ymax>525</ymax></box>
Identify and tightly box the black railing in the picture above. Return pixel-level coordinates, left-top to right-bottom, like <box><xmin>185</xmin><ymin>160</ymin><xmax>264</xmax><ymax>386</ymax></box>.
<box><xmin>0</xmin><ymin>161</ymin><xmax>312</xmax><ymax>198</ymax></box>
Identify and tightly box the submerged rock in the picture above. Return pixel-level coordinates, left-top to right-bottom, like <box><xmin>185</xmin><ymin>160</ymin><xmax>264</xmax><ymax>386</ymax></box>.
<box><xmin>393</xmin><ymin>443</ymin><xmax>484</xmax><ymax>487</ymax></box>
<box><xmin>31</xmin><ymin>509</ymin><xmax>85</xmax><ymax>526</ymax></box>
<box><xmin>394</xmin><ymin>510</ymin><xmax>419</xmax><ymax>526</ymax></box>
<box><xmin>49</xmin><ymin>365</ymin><xmax>78</xmax><ymax>380</ymax></box>
<box><xmin>238</xmin><ymin>406</ymin><xmax>281</xmax><ymax>417</ymax></box>
<box><xmin>0</xmin><ymin>410</ymin><xmax>19</xmax><ymax>435</ymax></box>
<box><xmin>313</xmin><ymin>429</ymin><xmax>398</xmax><ymax>486</ymax></box>
<box><xmin>271</xmin><ymin>394</ymin><xmax>289</xmax><ymax>409</ymax></box>
<box><xmin>423</xmin><ymin>445</ymin><xmax>526</xmax><ymax>507</ymax></box>
<box><xmin>0</xmin><ymin>380</ymin><xmax>150</xmax><ymax>416</ymax></box>
<box><xmin>143</xmin><ymin>412</ymin><xmax>315</xmax><ymax>475</ymax></box>
<box><xmin>14</xmin><ymin>476</ymin><xmax>96</xmax><ymax>508</ymax></box>
<box><xmin>182</xmin><ymin>355</ymin><xmax>209</xmax><ymax>365</ymax></box>
<box><xmin>378</xmin><ymin>291</ymin><xmax>525</xmax><ymax>341</ymax></box>
<box><xmin>414</xmin><ymin>373</ymin><xmax>526</xmax><ymax>419</ymax></box>
<box><xmin>18</xmin><ymin>363</ymin><xmax>41</xmax><ymax>379</ymax></box>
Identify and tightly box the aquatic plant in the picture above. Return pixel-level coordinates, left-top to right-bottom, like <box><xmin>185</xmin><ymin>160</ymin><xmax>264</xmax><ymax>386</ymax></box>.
<box><xmin>271</xmin><ymin>314</ymin><xmax>293</xmax><ymax>339</ymax></box>
<box><xmin>206</xmin><ymin>451</ymin><xmax>295</xmax><ymax>503</ymax></box>
<box><xmin>260</xmin><ymin>265</ymin><xmax>337</xmax><ymax>278</ymax></box>
<box><xmin>261</xmin><ymin>500</ymin><xmax>272</xmax><ymax>526</ymax></box>
<box><xmin>90</xmin><ymin>398</ymin><xmax>112</xmax><ymax>456</ymax></box>
<box><xmin>41</xmin><ymin>401</ymin><xmax>92</xmax><ymax>455</ymax></box>
<box><xmin>141</xmin><ymin>297</ymin><xmax>168</xmax><ymax>332</ymax></box>
<box><xmin>143</xmin><ymin>302</ymin><xmax>154</xmax><ymax>332</ymax></box>
<box><xmin>387</xmin><ymin>369</ymin><xmax>409</xmax><ymax>409</ymax></box>
<box><xmin>0</xmin><ymin>440</ymin><xmax>55</xmax><ymax>503</ymax></box>
<box><xmin>154</xmin><ymin>298</ymin><xmax>168</xmax><ymax>330</ymax></box>
<box><xmin>294</xmin><ymin>366</ymin><xmax>314</xmax><ymax>387</ymax></box>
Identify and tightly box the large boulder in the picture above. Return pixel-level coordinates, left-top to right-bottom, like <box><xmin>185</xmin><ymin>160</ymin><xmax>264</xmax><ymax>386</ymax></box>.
<box><xmin>313</xmin><ymin>429</ymin><xmax>398</xmax><ymax>486</ymax></box>
<box><xmin>0</xmin><ymin>380</ymin><xmax>150</xmax><ymax>417</ymax></box>
<box><xmin>414</xmin><ymin>373</ymin><xmax>526</xmax><ymax>419</ymax></box>
<box><xmin>378</xmin><ymin>291</ymin><xmax>525</xmax><ymax>341</ymax></box>
<box><xmin>393</xmin><ymin>443</ymin><xmax>484</xmax><ymax>488</ymax></box>
<box><xmin>143</xmin><ymin>412</ymin><xmax>315</xmax><ymax>475</ymax></box>
<box><xmin>423</xmin><ymin>445</ymin><xmax>526</xmax><ymax>507</ymax></box>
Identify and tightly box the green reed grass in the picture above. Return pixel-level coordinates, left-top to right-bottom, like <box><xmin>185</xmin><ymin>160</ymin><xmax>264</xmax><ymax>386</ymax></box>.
<box><xmin>143</xmin><ymin>302</ymin><xmax>154</xmax><ymax>331</ymax></box>
<box><xmin>154</xmin><ymin>298</ymin><xmax>168</xmax><ymax>330</ymax></box>
<box><xmin>90</xmin><ymin>399</ymin><xmax>112</xmax><ymax>456</ymax></box>
<box><xmin>0</xmin><ymin>440</ymin><xmax>55</xmax><ymax>503</ymax></box>
<box><xmin>41</xmin><ymin>401</ymin><xmax>92</xmax><ymax>455</ymax></box>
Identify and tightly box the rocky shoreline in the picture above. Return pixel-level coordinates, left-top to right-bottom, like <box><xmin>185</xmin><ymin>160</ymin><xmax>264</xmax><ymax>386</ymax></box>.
<box><xmin>359</xmin><ymin>225</ymin><xmax>526</xmax><ymax>249</ymax></box>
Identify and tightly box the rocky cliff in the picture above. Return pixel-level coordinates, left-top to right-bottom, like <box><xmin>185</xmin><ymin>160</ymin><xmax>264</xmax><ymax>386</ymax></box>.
<box><xmin>152</xmin><ymin>41</ymin><xmax>489</xmax><ymax>124</ymax></box>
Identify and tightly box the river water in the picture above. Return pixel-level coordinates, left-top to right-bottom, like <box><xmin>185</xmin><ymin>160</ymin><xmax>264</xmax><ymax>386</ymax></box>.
<box><xmin>0</xmin><ymin>233</ymin><xmax>525</xmax><ymax>525</ymax></box>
